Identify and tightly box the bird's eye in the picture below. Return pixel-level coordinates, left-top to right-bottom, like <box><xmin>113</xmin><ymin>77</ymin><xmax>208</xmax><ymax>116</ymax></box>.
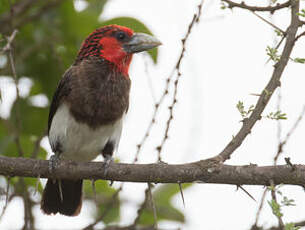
<box><xmin>116</xmin><ymin>31</ymin><xmax>126</xmax><ymax>41</ymax></box>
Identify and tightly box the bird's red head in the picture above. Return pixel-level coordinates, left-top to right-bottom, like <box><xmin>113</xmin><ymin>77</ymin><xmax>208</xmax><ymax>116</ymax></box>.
<box><xmin>76</xmin><ymin>25</ymin><xmax>161</xmax><ymax>76</ymax></box>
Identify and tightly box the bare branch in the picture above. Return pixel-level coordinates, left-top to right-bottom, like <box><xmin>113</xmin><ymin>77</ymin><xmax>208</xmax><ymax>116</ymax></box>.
<box><xmin>156</xmin><ymin>0</ymin><xmax>204</xmax><ymax>161</ymax></box>
<box><xmin>222</xmin><ymin>0</ymin><xmax>291</xmax><ymax>13</ymax></box>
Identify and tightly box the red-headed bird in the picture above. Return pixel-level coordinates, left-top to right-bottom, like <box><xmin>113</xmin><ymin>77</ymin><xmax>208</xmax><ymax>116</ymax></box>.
<box><xmin>41</xmin><ymin>25</ymin><xmax>161</xmax><ymax>216</ymax></box>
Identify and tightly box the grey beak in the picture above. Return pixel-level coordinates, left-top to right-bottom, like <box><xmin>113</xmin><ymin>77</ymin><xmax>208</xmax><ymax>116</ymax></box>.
<box><xmin>123</xmin><ymin>33</ymin><xmax>162</xmax><ymax>53</ymax></box>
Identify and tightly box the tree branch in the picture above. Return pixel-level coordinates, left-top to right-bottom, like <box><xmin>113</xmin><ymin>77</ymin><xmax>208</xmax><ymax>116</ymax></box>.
<box><xmin>215</xmin><ymin>0</ymin><xmax>300</xmax><ymax>163</ymax></box>
<box><xmin>222</xmin><ymin>0</ymin><xmax>291</xmax><ymax>13</ymax></box>
<box><xmin>1</xmin><ymin>156</ymin><xmax>305</xmax><ymax>186</ymax></box>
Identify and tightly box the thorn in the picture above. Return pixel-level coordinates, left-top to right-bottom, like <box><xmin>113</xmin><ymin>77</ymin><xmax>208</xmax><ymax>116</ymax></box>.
<box><xmin>58</xmin><ymin>180</ymin><xmax>63</xmax><ymax>203</ymax></box>
<box><xmin>237</xmin><ymin>185</ymin><xmax>256</xmax><ymax>202</ymax></box>
<box><xmin>250</xmin><ymin>93</ymin><xmax>261</xmax><ymax>97</ymax></box>
<box><xmin>178</xmin><ymin>182</ymin><xmax>185</xmax><ymax>208</ymax></box>
<box><xmin>284</xmin><ymin>157</ymin><xmax>296</xmax><ymax>171</ymax></box>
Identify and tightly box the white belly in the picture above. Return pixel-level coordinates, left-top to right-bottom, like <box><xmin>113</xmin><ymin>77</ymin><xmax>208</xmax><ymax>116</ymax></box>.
<box><xmin>49</xmin><ymin>104</ymin><xmax>123</xmax><ymax>162</ymax></box>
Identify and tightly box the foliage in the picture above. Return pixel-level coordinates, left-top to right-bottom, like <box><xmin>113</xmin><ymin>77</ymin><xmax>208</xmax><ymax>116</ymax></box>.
<box><xmin>236</xmin><ymin>101</ymin><xmax>254</xmax><ymax>119</ymax></box>
<box><xmin>266</xmin><ymin>46</ymin><xmax>280</xmax><ymax>62</ymax></box>
<box><xmin>268</xmin><ymin>185</ymin><xmax>299</xmax><ymax>230</ymax></box>
<box><xmin>265</xmin><ymin>110</ymin><xmax>287</xmax><ymax>120</ymax></box>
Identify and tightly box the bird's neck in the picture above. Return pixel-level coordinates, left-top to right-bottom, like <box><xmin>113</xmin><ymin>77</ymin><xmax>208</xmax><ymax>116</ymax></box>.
<box><xmin>103</xmin><ymin>53</ymin><xmax>132</xmax><ymax>77</ymax></box>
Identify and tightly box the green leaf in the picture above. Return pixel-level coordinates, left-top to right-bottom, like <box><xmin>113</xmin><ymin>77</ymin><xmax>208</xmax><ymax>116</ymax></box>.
<box><xmin>100</xmin><ymin>17</ymin><xmax>159</xmax><ymax>63</ymax></box>
<box><xmin>266</xmin><ymin>46</ymin><xmax>280</xmax><ymax>62</ymax></box>
<box><xmin>268</xmin><ymin>199</ymin><xmax>283</xmax><ymax>218</ymax></box>
<box><xmin>236</xmin><ymin>101</ymin><xmax>254</xmax><ymax>119</ymax></box>
<box><xmin>293</xmin><ymin>58</ymin><xmax>305</xmax><ymax>64</ymax></box>
<box><xmin>296</xmin><ymin>9</ymin><xmax>305</xmax><ymax>17</ymax></box>
<box><xmin>266</xmin><ymin>110</ymin><xmax>287</xmax><ymax>120</ymax></box>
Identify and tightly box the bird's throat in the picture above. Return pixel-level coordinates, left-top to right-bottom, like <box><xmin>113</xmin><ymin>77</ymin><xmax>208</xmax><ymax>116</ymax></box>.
<box><xmin>109</xmin><ymin>54</ymin><xmax>132</xmax><ymax>77</ymax></box>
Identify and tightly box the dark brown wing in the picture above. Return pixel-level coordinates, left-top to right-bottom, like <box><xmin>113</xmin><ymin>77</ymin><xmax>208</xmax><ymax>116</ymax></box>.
<box><xmin>47</xmin><ymin>68</ymin><xmax>73</xmax><ymax>134</ymax></box>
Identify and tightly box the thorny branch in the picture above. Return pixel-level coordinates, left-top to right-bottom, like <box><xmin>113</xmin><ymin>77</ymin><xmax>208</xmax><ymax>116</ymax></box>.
<box><xmin>222</xmin><ymin>0</ymin><xmax>291</xmax><ymax>13</ymax></box>
<box><xmin>214</xmin><ymin>0</ymin><xmax>300</xmax><ymax>163</ymax></box>
<box><xmin>156</xmin><ymin>0</ymin><xmax>205</xmax><ymax>161</ymax></box>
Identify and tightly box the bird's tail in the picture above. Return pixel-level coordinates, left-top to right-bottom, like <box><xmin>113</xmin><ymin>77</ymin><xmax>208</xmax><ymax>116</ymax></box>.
<box><xmin>41</xmin><ymin>179</ymin><xmax>83</xmax><ymax>216</ymax></box>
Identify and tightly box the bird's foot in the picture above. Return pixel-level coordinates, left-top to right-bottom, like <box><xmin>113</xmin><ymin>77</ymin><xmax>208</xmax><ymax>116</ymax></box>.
<box><xmin>103</xmin><ymin>155</ymin><xmax>113</xmax><ymax>177</ymax></box>
<box><xmin>157</xmin><ymin>160</ymin><xmax>168</xmax><ymax>165</ymax></box>
<box><xmin>49</xmin><ymin>154</ymin><xmax>60</xmax><ymax>174</ymax></box>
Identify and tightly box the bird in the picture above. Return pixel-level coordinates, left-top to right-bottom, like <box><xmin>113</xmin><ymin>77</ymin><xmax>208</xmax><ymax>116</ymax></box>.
<box><xmin>40</xmin><ymin>25</ymin><xmax>161</xmax><ymax>216</ymax></box>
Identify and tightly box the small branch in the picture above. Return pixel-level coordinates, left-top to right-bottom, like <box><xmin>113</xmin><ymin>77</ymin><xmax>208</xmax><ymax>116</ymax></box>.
<box><xmin>148</xmin><ymin>183</ymin><xmax>157</xmax><ymax>230</ymax></box>
<box><xmin>274</xmin><ymin>106</ymin><xmax>305</xmax><ymax>163</ymax></box>
<box><xmin>250</xmin><ymin>189</ymin><xmax>268</xmax><ymax>230</ymax></box>
<box><xmin>251</xmin><ymin>11</ymin><xmax>285</xmax><ymax>35</ymax></box>
<box><xmin>156</xmin><ymin>0</ymin><xmax>204</xmax><ymax>161</ymax></box>
<box><xmin>131</xmin><ymin>185</ymin><xmax>152</xmax><ymax>228</ymax></box>
<box><xmin>222</xmin><ymin>0</ymin><xmax>291</xmax><ymax>13</ymax></box>
<box><xmin>270</xmin><ymin>181</ymin><xmax>285</xmax><ymax>229</ymax></box>
<box><xmin>295</xmin><ymin>30</ymin><xmax>305</xmax><ymax>42</ymax></box>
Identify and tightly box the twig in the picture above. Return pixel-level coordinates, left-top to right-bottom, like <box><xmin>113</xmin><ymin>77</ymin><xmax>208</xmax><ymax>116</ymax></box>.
<box><xmin>274</xmin><ymin>106</ymin><xmax>305</xmax><ymax>163</ymax></box>
<box><xmin>156</xmin><ymin>0</ymin><xmax>205</xmax><ymax>161</ymax></box>
<box><xmin>148</xmin><ymin>183</ymin><xmax>158</xmax><ymax>230</ymax></box>
<box><xmin>2</xmin><ymin>29</ymin><xmax>24</xmax><ymax>157</ymax></box>
<box><xmin>222</xmin><ymin>0</ymin><xmax>291</xmax><ymax>13</ymax></box>
<box><xmin>295</xmin><ymin>30</ymin><xmax>305</xmax><ymax>41</ymax></box>
<box><xmin>132</xmin><ymin>185</ymin><xmax>151</xmax><ymax>227</ymax></box>
<box><xmin>251</xmin><ymin>11</ymin><xmax>285</xmax><ymax>35</ymax></box>
<box><xmin>270</xmin><ymin>181</ymin><xmax>285</xmax><ymax>229</ymax></box>
<box><xmin>251</xmin><ymin>189</ymin><xmax>268</xmax><ymax>229</ymax></box>
<box><xmin>5</xmin><ymin>177</ymin><xmax>10</xmax><ymax>207</ymax></box>
<box><xmin>14</xmin><ymin>177</ymin><xmax>35</xmax><ymax>230</ymax></box>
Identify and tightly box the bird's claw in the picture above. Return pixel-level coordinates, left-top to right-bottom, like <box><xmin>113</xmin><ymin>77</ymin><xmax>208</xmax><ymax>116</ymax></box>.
<box><xmin>157</xmin><ymin>160</ymin><xmax>168</xmax><ymax>165</ymax></box>
<box><xmin>49</xmin><ymin>154</ymin><xmax>60</xmax><ymax>174</ymax></box>
<box><xmin>103</xmin><ymin>155</ymin><xmax>113</xmax><ymax>177</ymax></box>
